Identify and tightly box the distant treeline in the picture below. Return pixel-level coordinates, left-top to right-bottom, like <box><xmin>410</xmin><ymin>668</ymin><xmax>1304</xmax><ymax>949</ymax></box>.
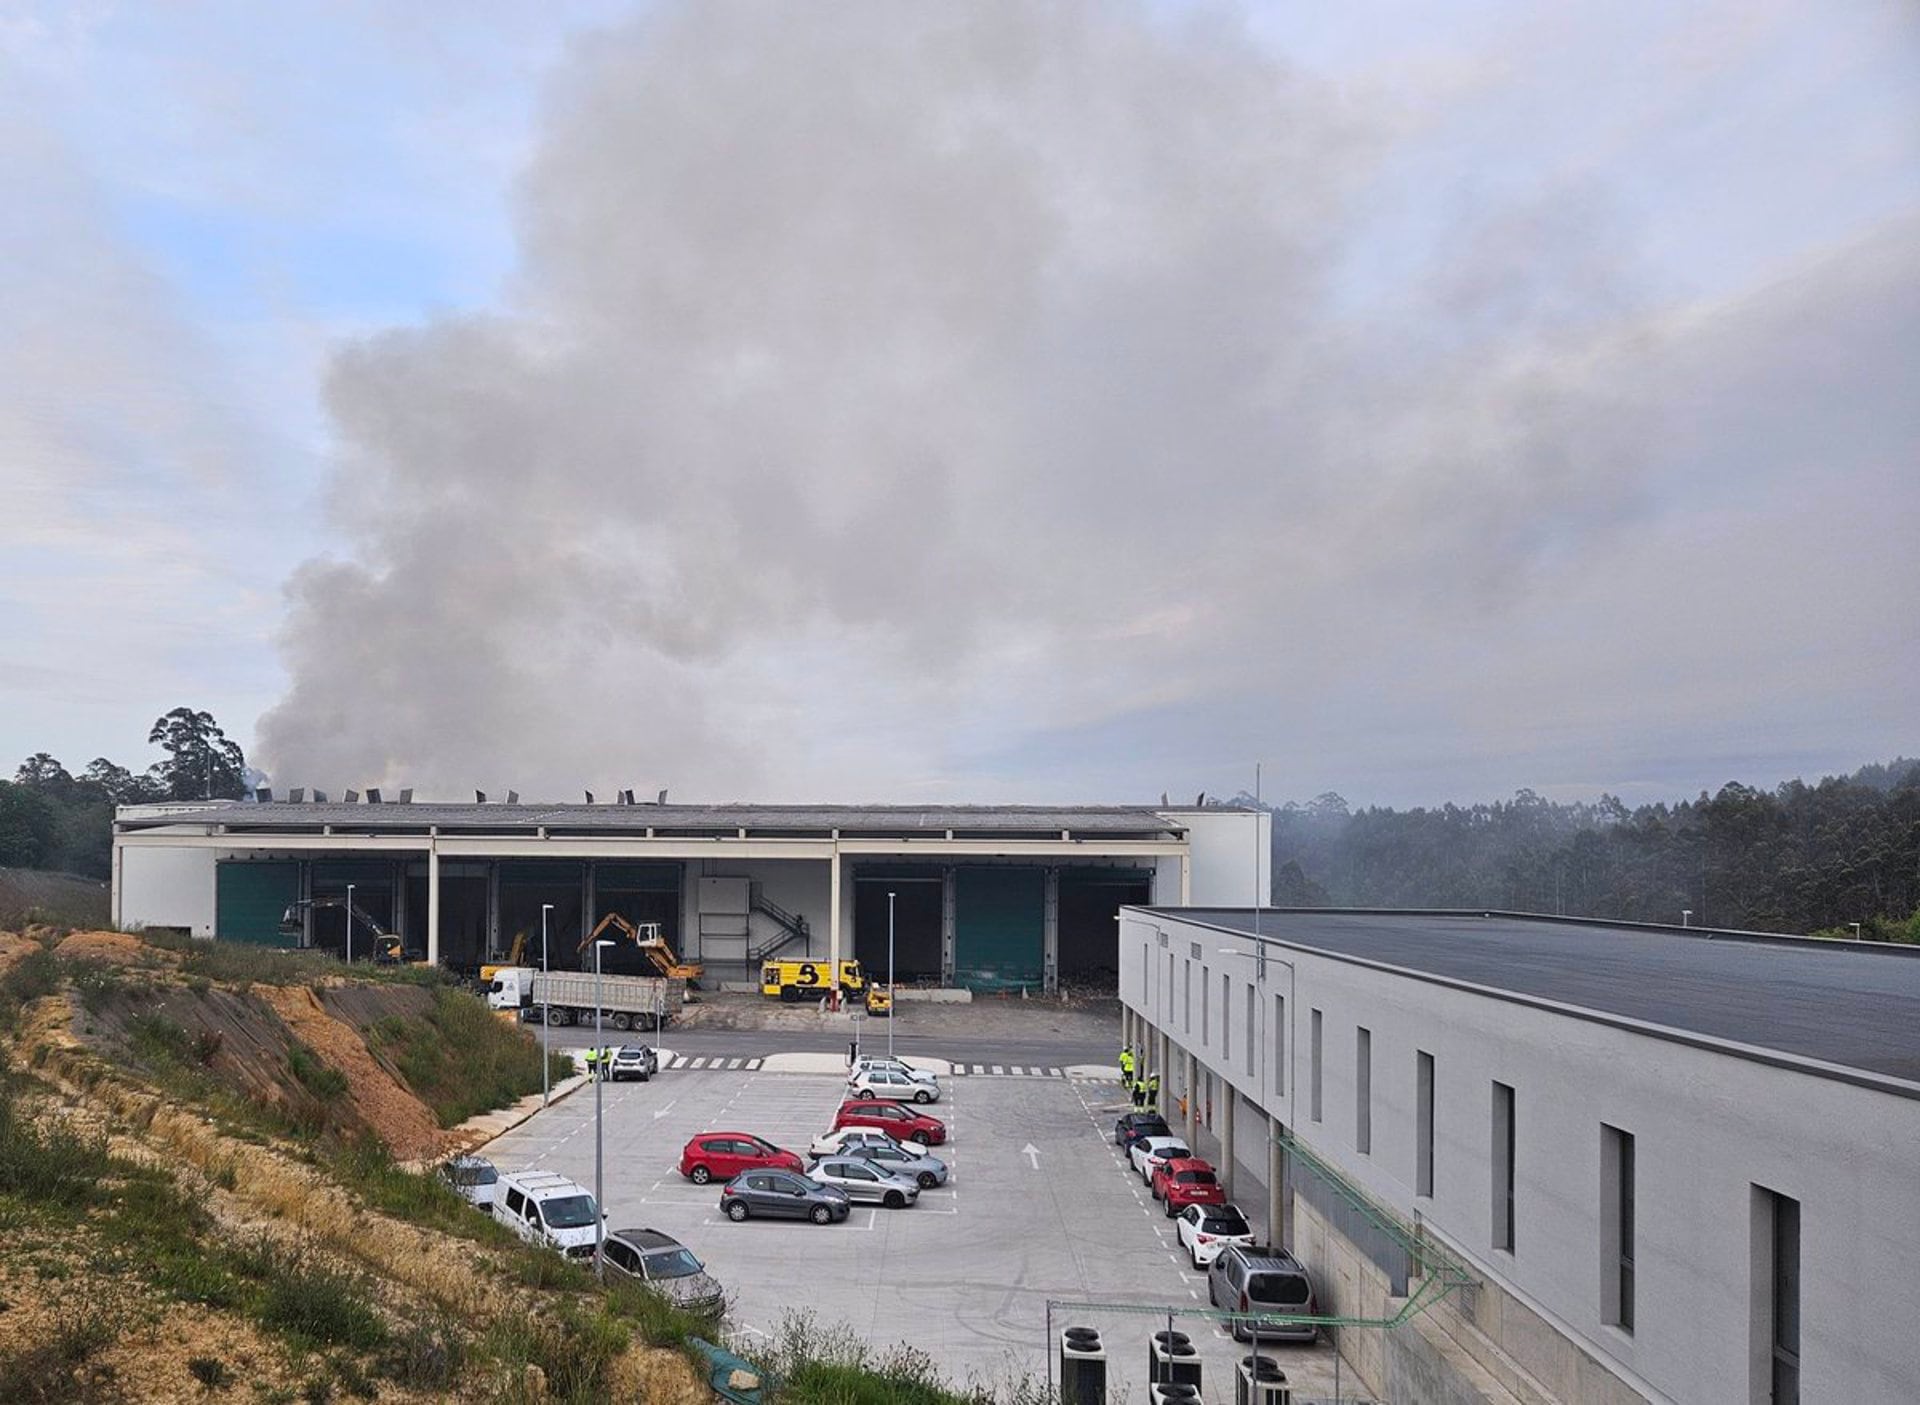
<box><xmin>1262</xmin><ymin>758</ymin><xmax>1920</xmax><ymax>940</ymax></box>
<box><xmin>0</xmin><ymin>709</ymin><xmax>249</xmax><ymax>879</ymax></box>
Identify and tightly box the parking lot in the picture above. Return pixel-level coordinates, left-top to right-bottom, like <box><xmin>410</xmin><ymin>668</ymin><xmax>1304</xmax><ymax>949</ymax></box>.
<box><xmin>482</xmin><ymin>1062</ymin><xmax>1341</xmax><ymax>1399</ymax></box>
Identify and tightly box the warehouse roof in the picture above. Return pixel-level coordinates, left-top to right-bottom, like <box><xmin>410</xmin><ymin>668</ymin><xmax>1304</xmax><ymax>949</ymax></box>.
<box><xmin>118</xmin><ymin>799</ymin><xmax>1192</xmax><ymax>839</ymax></box>
<box><xmin>1149</xmin><ymin>908</ymin><xmax>1920</xmax><ymax>1086</ymax></box>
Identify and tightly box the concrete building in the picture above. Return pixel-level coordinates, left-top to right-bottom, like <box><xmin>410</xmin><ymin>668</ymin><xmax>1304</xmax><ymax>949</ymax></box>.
<box><xmin>112</xmin><ymin>798</ymin><xmax>1266</xmax><ymax>989</ymax></box>
<box><xmin>1119</xmin><ymin>907</ymin><xmax>1920</xmax><ymax>1405</ymax></box>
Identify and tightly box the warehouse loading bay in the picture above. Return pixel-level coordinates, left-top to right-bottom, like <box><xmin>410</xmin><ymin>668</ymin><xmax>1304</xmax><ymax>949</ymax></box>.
<box><xmin>483</xmin><ymin>1064</ymin><xmax>1345</xmax><ymax>1400</ymax></box>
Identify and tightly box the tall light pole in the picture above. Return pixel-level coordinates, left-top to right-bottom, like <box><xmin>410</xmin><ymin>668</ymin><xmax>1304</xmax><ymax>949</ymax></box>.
<box><xmin>886</xmin><ymin>890</ymin><xmax>896</xmax><ymax>1059</ymax></box>
<box><xmin>541</xmin><ymin>903</ymin><xmax>554</xmax><ymax>1107</ymax></box>
<box><xmin>592</xmin><ymin>936</ymin><xmax>614</xmax><ymax>1281</ymax></box>
<box><xmin>345</xmin><ymin>883</ymin><xmax>355</xmax><ymax>965</ymax></box>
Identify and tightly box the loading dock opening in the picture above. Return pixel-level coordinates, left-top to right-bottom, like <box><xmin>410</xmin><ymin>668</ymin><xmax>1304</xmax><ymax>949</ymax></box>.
<box><xmin>854</xmin><ymin>870</ymin><xmax>943</xmax><ymax>982</ymax></box>
<box><xmin>1059</xmin><ymin>867</ymin><xmax>1152</xmax><ymax>990</ymax></box>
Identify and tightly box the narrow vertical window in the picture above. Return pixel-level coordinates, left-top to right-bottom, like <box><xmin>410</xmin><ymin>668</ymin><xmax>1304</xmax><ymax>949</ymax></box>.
<box><xmin>1602</xmin><ymin>1125</ymin><xmax>1634</xmax><ymax>1331</ymax></box>
<box><xmin>1416</xmin><ymin>1051</ymin><xmax>1435</xmax><ymax>1197</ymax></box>
<box><xmin>1245</xmin><ymin>985</ymin><xmax>1255</xmax><ymax>1070</ymax></box>
<box><xmin>1202</xmin><ymin>966</ymin><xmax>1211</xmax><ymax>1044</ymax></box>
<box><xmin>1492</xmin><ymin>1081</ymin><xmax>1516</xmax><ymax>1252</ymax></box>
<box><xmin>1273</xmin><ymin>994</ymin><xmax>1286</xmax><ymax>1095</ymax></box>
<box><xmin>1222</xmin><ymin>974</ymin><xmax>1231</xmax><ymax>1052</ymax></box>
<box><xmin>1753</xmin><ymin>1187</ymin><xmax>1800</xmax><ymax>1404</ymax></box>
<box><xmin>1355</xmin><ymin>1027</ymin><xmax>1372</xmax><ymax>1154</ymax></box>
<box><xmin>1183</xmin><ymin>960</ymin><xmax>1191</xmax><ymax>1032</ymax></box>
<box><xmin>1310</xmin><ymin>1009</ymin><xmax>1323</xmax><ymax>1122</ymax></box>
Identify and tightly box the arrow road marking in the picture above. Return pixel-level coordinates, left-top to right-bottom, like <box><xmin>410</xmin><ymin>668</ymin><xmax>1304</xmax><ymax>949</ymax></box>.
<box><xmin>651</xmin><ymin>1099</ymin><xmax>679</xmax><ymax>1121</ymax></box>
<box><xmin>1022</xmin><ymin>1143</ymin><xmax>1041</xmax><ymax>1170</ymax></box>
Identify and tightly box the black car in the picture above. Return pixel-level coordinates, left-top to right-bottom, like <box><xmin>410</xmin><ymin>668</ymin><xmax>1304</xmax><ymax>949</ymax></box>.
<box><xmin>720</xmin><ymin>1170</ymin><xmax>851</xmax><ymax>1225</ymax></box>
<box><xmin>1115</xmin><ymin>1112</ymin><xmax>1172</xmax><ymax>1149</ymax></box>
<box><xmin>602</xmin><ymin>1228</ymin><xmax>724</xmax><ymax>1317</ymax></box>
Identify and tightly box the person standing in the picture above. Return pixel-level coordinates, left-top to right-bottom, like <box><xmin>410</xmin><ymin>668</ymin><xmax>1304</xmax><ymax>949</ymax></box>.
<box><xmin>1146</xmin><ymin>1070</ymin><xmax>1161</xmax><ymax>1111</ymax></box>
<box><xmin>1119</xmin><ymin>1044</ymin><xmax>1135</xmax><ymax>1086</ymax></box>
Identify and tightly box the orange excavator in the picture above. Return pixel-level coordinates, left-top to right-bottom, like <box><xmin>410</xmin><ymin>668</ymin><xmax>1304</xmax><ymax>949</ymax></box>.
<box><xmin>583</xmin><ymin>912</ymin><xmax>703</xmax><ymax>983</ymax></box>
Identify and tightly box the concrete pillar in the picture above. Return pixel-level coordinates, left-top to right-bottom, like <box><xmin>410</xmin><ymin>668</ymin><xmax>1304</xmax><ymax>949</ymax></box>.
<box><xmin>940</xmin><ymin>867</ymin><xmax>956</xmax><ymax>985</ymax></box>
<box><xmin>1222</xmin><ymin>1086</ymin><xmax>1237</xmax><ymax>1204</ymax></box>
<box><xmin>1179</xmin><ymin>853</ymin><xmax>1192</xmax><ymax>905</ymax></box>
<box><xmin>1185</xmin><ymin>1050</ymin><xmax>1200</xmax><ymax>1149</ymax></box>
<box><xmin>426</xmin><ymin>838</ymin><xmax>441</xmax><ymax>967</ymax></box>
<box><xmin>1268</xmin><ymin>1113</ymin><xmax>1287</xmax><ymax>1248</ymax></box>
<box><xmin>827</xmin><ymin>840</ymin><xmax>842</xmax><ymax>1009</ymax></box>
<box><xmin>486</xmin><ymin>861</ymin><xmax>500</xmax><ymax>958</ymax></box>
<box><xmin>1042</xmin><ymin>867</ymin><xmax>1059</xmax><ymax>994</ymax></box>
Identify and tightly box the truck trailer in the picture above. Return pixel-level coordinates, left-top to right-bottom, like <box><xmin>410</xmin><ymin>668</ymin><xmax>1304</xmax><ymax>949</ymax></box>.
<box><xmin>486</xmin><ymin>967</ymin><xmax>684</xmax><ymax>1031</ymax></box>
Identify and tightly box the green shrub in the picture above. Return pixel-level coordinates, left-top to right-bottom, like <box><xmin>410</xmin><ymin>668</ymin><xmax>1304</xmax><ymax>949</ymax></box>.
<box><xmin>482</xmin><ymin>1301</ymin><xmax>628</xmax><ymax>1405</ymax></box>
<box><xmin>607</xmin><ymin>1279</ymin><xmax>722</xmax><ymax>1346</ymax></box>
<box><xmin>186</xmin><ymin>1356</ymin><xmax>233</xmax><ymax>1389</ymax></box>
<box><xmin>287</xmin><ymin>1045</ymin><xmax>350</xmax><ymax>1100</ymax></box>
<box><xmin>127</xmin><ymin>1012</ymin><xmax>193</xmax><ymax>1066</ymax></box>
<box><xmin>64</xmin><ymin>959</ymin><xmax>125</xmax><ymax>1013</ymax></box>
<box><xmin>0</xmin><ymin>1299</ymin><xmax>121</xmax><ymax>1403</ymax></box>
<box><xmin>377</xmin><ymin>1320</ymin><xmax>465</xmax><ymax>1390</ymax></box>
<box><xmin>0</xmin><ymin>1088</ymin><xmax>113</xmax><ymax>1205</ymax></box>
<box><xmin>257</xmin><ymin>1251</ymin><xmax>387</xmax><ymax>1351</ymax></box>
<box><xmin>0</xmin><ymin>946</ymin><xmax>61</xmax><ymax>1029</ymax></box>
<box><xmin>369</xmin><ymin>987</ymin><xmax>555</xmax><ymax>1126</ymax></box>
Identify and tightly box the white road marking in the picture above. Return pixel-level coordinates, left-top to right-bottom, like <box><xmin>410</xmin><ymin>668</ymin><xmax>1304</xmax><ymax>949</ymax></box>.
<box><xmin>650</xmin><ymin>1098</ymin><xmax>679</xmax><ymax>1121</ymax></box>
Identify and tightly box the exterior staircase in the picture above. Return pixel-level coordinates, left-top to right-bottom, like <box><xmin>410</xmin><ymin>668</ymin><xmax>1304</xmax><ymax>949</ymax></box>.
<box><xmin>746</xmin><ymin>886</ymin><xmax>810</xmax><ymax>964</ymax></box>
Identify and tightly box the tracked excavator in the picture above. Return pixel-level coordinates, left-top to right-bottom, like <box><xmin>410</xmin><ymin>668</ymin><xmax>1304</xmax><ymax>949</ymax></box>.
<box><xmin>584</xmin><ymin>912</ymin><xmax>703</xmax><ymax>983</ymax></box>
<box><xmin>278</xmin><ymin>896</ymin><xmax>417</xmax><ymax>964</ymax></box>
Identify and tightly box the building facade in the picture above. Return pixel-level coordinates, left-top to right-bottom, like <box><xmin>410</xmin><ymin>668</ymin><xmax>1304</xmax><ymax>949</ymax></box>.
<box><xmin>113</xmin><ymin>799</ymin><xmax>1267</xmax><ymax>990</ymax></box>
<box><xmin>1119</xmin><ymin>907</ymin><xmax>1920</xmax><ymax>1405</ymax></box>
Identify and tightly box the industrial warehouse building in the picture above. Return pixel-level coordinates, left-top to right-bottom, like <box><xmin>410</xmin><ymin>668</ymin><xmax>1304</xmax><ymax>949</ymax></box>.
<box><xmin>112</xmin><ymin>798</ymin><xmax>1267</xmax><ymax>989</ymax></box>
<box><xmin>1119</xmin><ymin>907</ymin><xmax>1920</xmax><ymax>1405</ymax></box>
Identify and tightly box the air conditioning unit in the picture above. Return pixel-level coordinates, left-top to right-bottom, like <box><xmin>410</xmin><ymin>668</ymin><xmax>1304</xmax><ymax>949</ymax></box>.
<box><xmin>1235</xmin><ymin>1356</ymin><xmax>1290</xmax><ymax>1405</ymax></box>
<box><xmin>1148</xmin><ymin>1330</ymin><xmax>1202</xmax><ymax>1388</ymax></box>
<box><xmin>1149</xmin><ymin>1385</ymin><xmax>1201</xmax><ymax>1404</ymax></box>
<box><xmin>1058</xmin><ymin>1326</ymin><xmax>1106</xmax><ymax>1405</ymax></box>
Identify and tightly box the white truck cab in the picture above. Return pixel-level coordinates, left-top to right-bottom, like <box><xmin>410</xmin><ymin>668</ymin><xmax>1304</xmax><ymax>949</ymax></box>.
<box><xmin>494</xmin><ymin>1169</ymin><xmax>603</xmax><ymax>1259</ymax></box>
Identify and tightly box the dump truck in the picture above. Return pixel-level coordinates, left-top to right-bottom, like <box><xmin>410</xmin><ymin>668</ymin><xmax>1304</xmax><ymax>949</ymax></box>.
<box><xmin>485</xmin><ymin>967</ymin><xmax>684</xmax><ymax>1031</ymax></box>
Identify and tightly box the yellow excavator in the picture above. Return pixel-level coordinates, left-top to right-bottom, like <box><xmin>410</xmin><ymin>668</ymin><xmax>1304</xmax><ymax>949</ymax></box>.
<box><xmin>585</xmin><ymin>912</ymin><xmax>703</xmax><ymax>983</ymax></box>
<box><xmin>478</xmin><ymin>929</ymin><xmax>529</xmax><ymax>987</ymax></box>
<box><xmin>279</xmin><ymin>897</ymin><xmax>417</xmax><ymax>964</ymax></box>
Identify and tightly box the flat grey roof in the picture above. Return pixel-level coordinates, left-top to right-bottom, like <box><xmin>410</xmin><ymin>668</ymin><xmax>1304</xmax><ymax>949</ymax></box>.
<box><xmin>119</xmin><ymin>799</ymin><xmax>1188</xmax><ymax>838</ymax></box>
<box><xmin>1147</xmin><ymin>908</ymin><xmax>1920</xmax><ymax>1086</ymax></box>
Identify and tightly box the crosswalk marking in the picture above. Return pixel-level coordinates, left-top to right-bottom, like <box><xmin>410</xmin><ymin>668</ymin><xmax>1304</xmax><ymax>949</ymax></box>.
<box><xmin>655</xmin><ymin>1053</ymin><xmax>1081</xmax><ymax>1079</ymax></box>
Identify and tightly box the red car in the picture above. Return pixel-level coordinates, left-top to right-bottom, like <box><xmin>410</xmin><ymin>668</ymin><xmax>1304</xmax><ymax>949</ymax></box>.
<box><xmin>1154</xmin><ymin>1157</ymin><xmax>1227</xmax><ymax>1215</ymax></box>
<box><xmin>678</xmin><ymin>1132</ymin><xmax>805</xmax><ymax>1184</ymax></box>
<box><xmin>833</xmin><ymin>1099</ymin><xmax>947</xmax><ymax>1147</ymax></box>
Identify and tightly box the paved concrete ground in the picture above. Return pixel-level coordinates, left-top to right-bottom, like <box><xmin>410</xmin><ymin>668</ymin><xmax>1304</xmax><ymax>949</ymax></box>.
<box><xmin>483</xmin><ymin>1066</ymin><xmax>1342</xmax><ymax>1401</ymax></box>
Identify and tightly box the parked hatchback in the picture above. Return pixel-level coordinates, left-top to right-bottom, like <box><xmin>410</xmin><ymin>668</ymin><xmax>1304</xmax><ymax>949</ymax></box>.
<box><xmin>807</xmin><ymin>1127</ymin><xmax>899</xmax><ymax>1161</ymax></box>
<box><xmin>1174</xmin><ymin>1203</ymin><xmax>1255</xmax><ymax>1268</ymax></box>
<box><xmin>1206</xmin><ymin>1244</ymin><xmax>1319</xmax><ymax>1342</ymax></box>
<box><xmin>1129</xmin><ymin>1134</ymin><xmax>1191</xmax><ymax>1183</ymax></box>
<box><xmin>848</xmin><ymin>1056</ymin><xmax>939</xmax><ymax>1086</ymax></box>
<box><xmin>719</xmin><ymin>1170</ymin><xmax>850</xmax><ymax>1225</ymax></box>
<box><xmin>679</xmin><ymin>1132</ymin><xmax>805</xmax><ymax>1184</ymax></box>
<box><xmin>810</xmin><ymin>1157</ymin><xmax>920</xmax><ymax>1208</ymax></box>
<box><xmin>843</xmin><ymin>1139</ymin><xmax>948</xmax><ymax>1189</ymax></box>
<box><xmin>1154</xmin><ymin>1159</ymin><xmax>1226</xmax><ymax>1215</ymax></box>
<box><xmin>602</xmin><ymin>1228</ymin><xmax>724</xmax><ymax>1316</ymax></box>
<box><xmin>439</xmin><ymin>1154</ymin><xmax>499</xmax><ymax>1209</ymax></box>
<box><xmin>609</xmin><ymin>1045</ymin><xmax>659</xmax><ymax>1082</ymax></box>
<box><xmin>1114</xmin><ymin>1112</ymin><xmax>1171</xmax><ymax>1149</ymax></box>
<box><xmin>833</xmin><ymin>1099</ymin><xmax>947</xmax><ymax>1146</ymax></box>
<box><xmin>848</xmin><ymin>1066</ymin><xmax>940</xmax><ymax>1103</ymax></box>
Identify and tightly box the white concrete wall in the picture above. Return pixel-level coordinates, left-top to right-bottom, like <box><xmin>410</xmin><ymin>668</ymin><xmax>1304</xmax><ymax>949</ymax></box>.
<box><xmin>1162</xmin><ymin>809</ymin><xmax>1269</xmax><ymax>906</ymax></box>
<box><xmin>1121</xmin><ymin>910</ymin><xmax>1920</xmax><ymax>1405</ymax></box>
<box><xmin>117</xmin><ymin>844</ymin><xmax>216</xmax><ymax>937</ymax></box>
<box><xmin>681</xmin><ymin>858</ymin><xmax>833</xmax><ymax>962</ymax></box>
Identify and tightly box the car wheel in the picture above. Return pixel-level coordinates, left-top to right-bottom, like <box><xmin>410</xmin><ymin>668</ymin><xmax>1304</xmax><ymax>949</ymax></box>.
<box><xmin>689</xmin><ymin>1166</ymin><xmax>712</xmax><ymax>1185</ymax></box>
<box><xmin>1164</xmin><ymin>1198</ymin><xmax>1176</xmax><ymax>1218</ymax></box>
<box><xmin>1191</xmin><ymin>1247</ymin><xmax>1202</xmax><ymax>1270</ymax></box>
<box><xmin>810</xmin><ymin>1204</ymin><xmax>833</xmax><ymax>1225</ymax></box>
<box><xmin>913</xmin><ymin>1090</ymin><xmax>931</xmax><ymax>1104</ymax></box>
<box><xmin>916</xmin><ymin>1172</ymin><xmax>937</xmax><ymax>1189</ymax></box>
<box><xmin>725</xmin><ymin>1200</ymin><xmax>748</xmax><ymax>1222</ymax></box>
<box><xmin>637</xmin><ymin>1070</ymin><xmax>650</xmax><ymax>1083</ymax></box>
<box><xmin>884</xmin><ymin>1191</ymin><xmax>905</xmax><ymax>1209</ymax></box>
<box><xmin>909</xmin><ymin>1134</ymin><xmax>930</xmax><ymax>1148</ymax></box>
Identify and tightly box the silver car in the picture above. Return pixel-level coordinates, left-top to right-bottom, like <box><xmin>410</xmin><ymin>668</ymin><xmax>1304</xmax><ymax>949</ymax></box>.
<box><xmin>810</xmin><ymin>1156</ymin><xmax>921</xmax><ymax>1208</ymax></box>
<box><xmin>843</xmin><ymin>1139</ymin><xmax>948</xmax><ymax>1189</ymax></box>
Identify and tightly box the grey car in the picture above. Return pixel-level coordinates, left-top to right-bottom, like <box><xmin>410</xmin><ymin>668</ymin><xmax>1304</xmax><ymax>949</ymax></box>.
<box><xmin>719</xmin><ymin>1170</ymin><xmax>851</xmax><ymax>1225</ymax></box>
<box><xmin>810</xmin><ymin>1157</ymin><xmax>921</xmax><ymax>1208</ymax></box>
<box><xmin>602</xmin><ymin>1228</ymin><xmax>724</xmax><ymax>1316</ymax></box>
<box><xmin>843</xmin><ymin>1140</ymin><xmax>949</xmax><ymax>1189</ymax></box>
<box><xmin>1205</xmin><ymin>1244</ymin><xmax>1319</xmax><ymax>1342</ymax></box>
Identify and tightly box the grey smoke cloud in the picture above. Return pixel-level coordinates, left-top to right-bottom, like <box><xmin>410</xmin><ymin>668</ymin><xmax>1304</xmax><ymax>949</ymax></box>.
<box><xmin>256</xmin><ymin>0</ymin><xmax>1917</xmax><ymax>802</ymax></box>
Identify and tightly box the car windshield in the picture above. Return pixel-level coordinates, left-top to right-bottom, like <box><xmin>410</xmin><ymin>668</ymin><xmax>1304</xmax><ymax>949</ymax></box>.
<box><xmin>1203</xmin><ymin>1212</ymin><xmax>1251</xmax><ymax>1234</ymax></box>
<box><xmin>541</xmin><ymin>1195</ymin><xmax>598</xmax><ymax>1229</ymax></box>
<box><xmin>1247</xmin><ymin>1272</ymin><xmax>1312</xmax><ymax>1306</ymax></box>
<box><xmin>643</xmin><ymin>1249</ymin><xmax>703</xmax><ymax>1279</ymax></box>
<box><xmin>1175</xmin><ymin>1170</ymin><xmax>1216</xmax><ymax>1185</ymax></box>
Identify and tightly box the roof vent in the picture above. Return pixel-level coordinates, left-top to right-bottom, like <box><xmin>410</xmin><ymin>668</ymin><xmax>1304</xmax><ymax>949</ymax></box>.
<box><xmin>476</xmin><ymin>790</ymin><xmax>487</xmax><ymax>803</ymax></box>
<box><xmin>312</xmin><ymin>789</ymin><xmax>328</xmax><ymax>803</ymax></box>
<box><xmin>398</xmin><ymin>788</ymin><xmax>413</xmax><ymax>804</ymax></box>
<box><xmin>367</xmin><ymin>788</ymin><xmax>383</xmax><ymax>804</ymax></box>
<box><xmin>585</xmin><ymin>790</ymin><xmax>595</xmax><ymax>804</ymax></box>
<box><xmin>289</xmin><ymin>787</ymin><xmax>306</xmax><ymax>803</ymax></box>
<box><xmin>253</xmin><ymin>787</ymin><xmax>272</xmax><ymax>803</ymax></box>
<box><xmin>345</xmin><ymin>789</ymin><xmax>360</xmax><ymax>803</ymax></box>
<box><xmin>618</xmin><ymin>789</ymin><xmax>634</xmax><ymax>805</ymax></box>
<box><xmin>506</xmin><ymin>790</ymin><xmax>519</xmax><ymax>804</ymax></box>
<box><xmin>657</xmin><ymin>788</ymin><xmax>669</xmax><ymax>805</ymax></box>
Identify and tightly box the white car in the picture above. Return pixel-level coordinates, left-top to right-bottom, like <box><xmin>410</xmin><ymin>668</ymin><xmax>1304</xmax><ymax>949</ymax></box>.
<box><xmin>848</xmin><ymin>1056</ymin><xmax>938</xmax><ymax>1085</ymax></box>
<box><xmin>439</xmin><ymin>1154</ymin><xmax>499</xmax><ymax>1209</ymax></box>
<box><xmin>1129</xmin><ymin>1134</ymin><xmax>1191</xmax><ymax>1182</ymax></box>
<box><xmin>1175</xmin><ymin>1202</ymin><xmax>1256</xmax><ymax>1268</ymax></box>
<box><xmin>494</xmin><ymin>1169</ymin><xmax>603</xmax><ymax>1261</ymax></box>
<box><xmin>808</xmin><ymin>1127</ymin><xmax>900</xmax><ymax>1161</ymax></box>
<box><xmin>848</xmin><ymin>1066</ymin><xmax>940</xmax><ymax>1104</ymax></box>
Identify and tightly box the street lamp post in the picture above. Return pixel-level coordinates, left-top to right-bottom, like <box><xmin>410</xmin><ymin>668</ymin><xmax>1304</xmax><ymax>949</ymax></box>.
<box><xmin>541</xmin><ymin>903</ymin><xmax>554</xmax><ymax>1107</ymax></box>
<box><xmin>593</xmin><ymin>937</ymin><xmax>614</xmax><ymax>1281</ymax></box>
<box><xmin>887</xmin><ymin>890</ymin><xmax>896</xmax><ymax>1059</ymax></box>
<box><xmin>345</xmin><ymin>883</ymin><xmax>355</xmax><ymax>965</ymax></box>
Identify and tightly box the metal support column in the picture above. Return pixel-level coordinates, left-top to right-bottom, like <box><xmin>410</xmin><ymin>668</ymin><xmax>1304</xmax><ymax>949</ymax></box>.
<box><xmin>486</xmin><ymin>862</ymin><xmax>500</xmax><ymax>959</ymax></box>
<box><xmin>1042</xmin><ymin>866</ymin><xmax>1060</xmax><ymax>994</ymax></box>
<box><xmin>426</xmin><ymin>836</ymin><xmax>441</xmax><ymax>966</ymax></box>
<box><xmin>1268</xmin><ymin>1113</ymin><xmax>1290</xmax><ymax>1249</ymax></box>
<box><xmin>941</xmin><ymin>866</ymin><xmax>956</xmax><ymax>985</ymax></box>
<box><xmin>827</xmin><ymin>839</ymin><xmax>842</xmax><ymax>1009</ymax></box>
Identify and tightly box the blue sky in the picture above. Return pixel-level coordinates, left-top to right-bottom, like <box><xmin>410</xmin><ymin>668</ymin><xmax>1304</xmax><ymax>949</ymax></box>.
<box><xmin>2</xmin><ymin>1</ymin><xmax>1915</xmax><ymax>807</ymax></box>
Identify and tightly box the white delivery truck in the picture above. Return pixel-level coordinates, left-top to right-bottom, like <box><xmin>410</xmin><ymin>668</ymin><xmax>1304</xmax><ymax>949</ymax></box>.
<box><xmin>485</xmin><ymin>967</ymin><xmax>683</xmax><ymax>1031</ymax></box>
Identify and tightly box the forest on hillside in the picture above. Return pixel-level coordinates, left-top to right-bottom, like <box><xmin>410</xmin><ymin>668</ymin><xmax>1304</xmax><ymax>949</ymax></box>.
<box><xmin>1260</xmin><ymin>758</ymin><xmax>1920</xmax><ymax>940</ymax></box>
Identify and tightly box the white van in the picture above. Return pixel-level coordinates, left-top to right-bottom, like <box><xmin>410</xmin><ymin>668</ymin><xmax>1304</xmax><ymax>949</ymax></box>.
<box><xmin>494</xmin><ymin>1169</ymin><xmax>603</xmax><ymax>1260</ymax></box>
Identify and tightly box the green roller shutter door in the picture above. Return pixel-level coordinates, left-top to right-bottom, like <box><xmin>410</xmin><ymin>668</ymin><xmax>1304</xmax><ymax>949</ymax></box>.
<box><xmin>216</xmin><ymin>862</ymin><xmax>301</xmax><ymax>946</ymax></box>
<box><xmin>954</xmin><ymin>868</ymin><xmax>1044</xmax><ymax>991</ymax></box>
